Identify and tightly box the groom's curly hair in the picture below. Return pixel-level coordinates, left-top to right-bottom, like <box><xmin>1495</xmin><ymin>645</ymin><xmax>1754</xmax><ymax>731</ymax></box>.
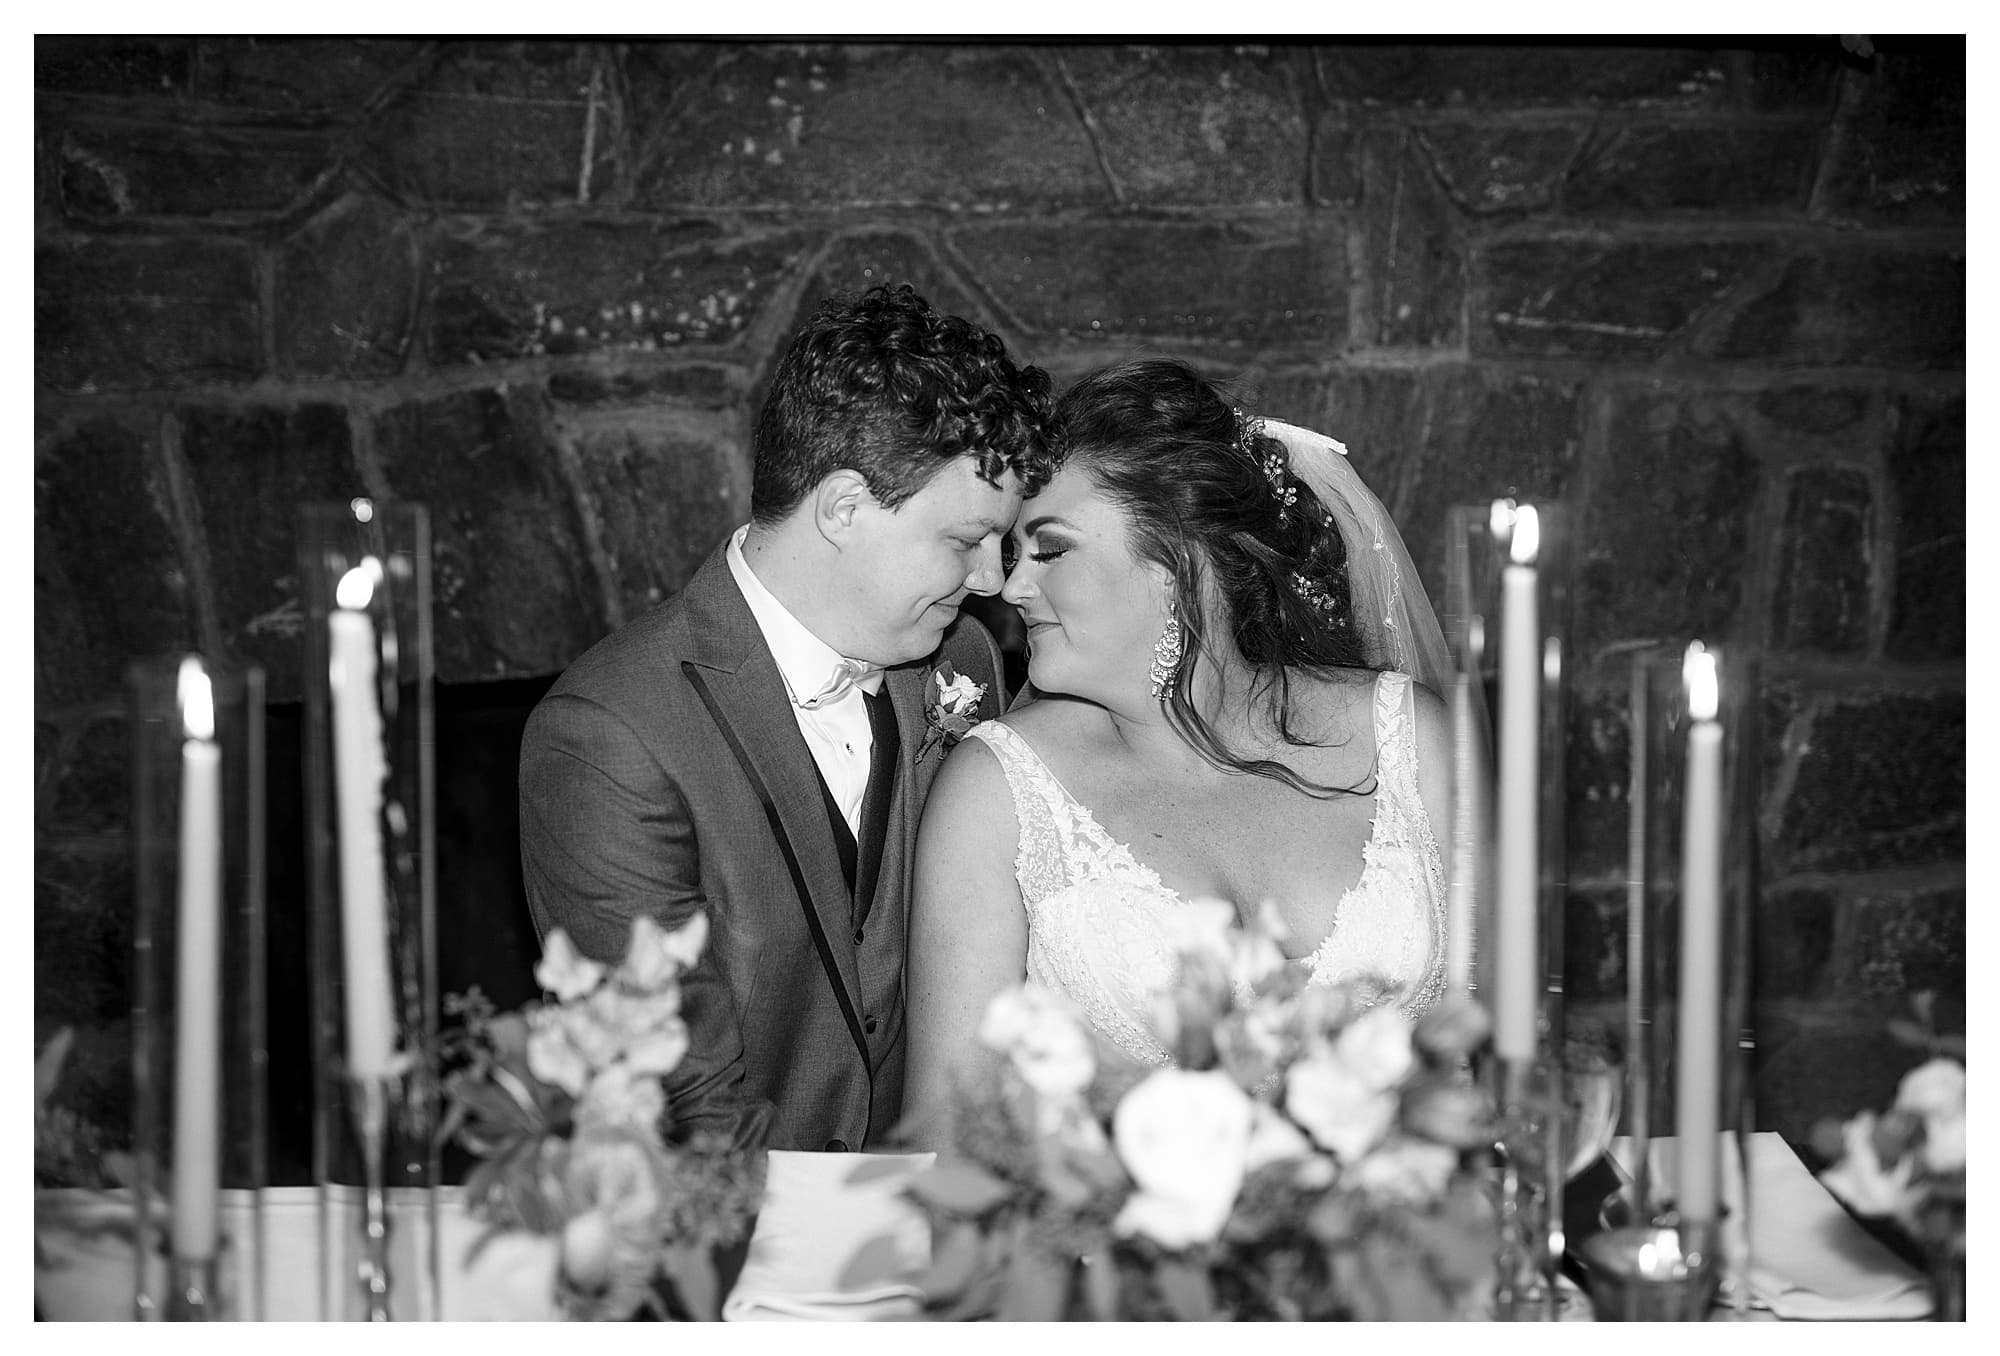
<box><xmin>750</xmin><ymin>284</ymin><xmax>1057</xmax><ymax>520</ymax></box>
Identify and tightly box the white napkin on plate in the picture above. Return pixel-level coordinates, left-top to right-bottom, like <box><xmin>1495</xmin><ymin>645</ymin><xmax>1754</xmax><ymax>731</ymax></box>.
<box><xmin>722</xmin><ymin>1150</ymin><xmax>936</xmax><ymax>1322</ymax></box>
<box><xmin>1610</xmin><ymin>1131</ymin><xmax>1932</xmax><ymax>1320</ymax></box>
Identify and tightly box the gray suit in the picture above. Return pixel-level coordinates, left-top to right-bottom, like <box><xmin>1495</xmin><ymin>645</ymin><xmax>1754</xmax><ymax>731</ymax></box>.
<box><xmin>518</xmin><ymin>542</ymin><xmax>1005</xmax><ymax>1152</ymax></box>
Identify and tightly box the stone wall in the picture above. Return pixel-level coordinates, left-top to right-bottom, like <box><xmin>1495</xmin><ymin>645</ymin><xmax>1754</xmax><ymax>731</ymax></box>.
<box><xmin>35</xmin><ymin>38</ymin><xmax>1963</xmax><ymax>1154</ymax></box>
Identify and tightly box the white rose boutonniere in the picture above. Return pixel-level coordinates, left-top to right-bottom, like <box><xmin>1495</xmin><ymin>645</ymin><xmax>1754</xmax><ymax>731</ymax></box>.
<box><xmin>918</xmin><ymin>661</ymin><xmax>987</xmax><ymax>765</ymax></box>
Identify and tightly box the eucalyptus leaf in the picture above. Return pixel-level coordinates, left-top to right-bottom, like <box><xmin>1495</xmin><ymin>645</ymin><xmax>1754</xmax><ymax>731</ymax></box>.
<box><xmin>907</xmin><ymin>1159</ymin><xmax>1014</xmax><ymax>1215</ymax></box>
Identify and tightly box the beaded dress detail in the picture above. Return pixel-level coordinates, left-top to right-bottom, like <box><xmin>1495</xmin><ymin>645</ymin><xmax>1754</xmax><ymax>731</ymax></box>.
<box><xmin>965</xmin><ymin>671</ymin><xmax>1446</xmax><ymax>1068</ymax></box>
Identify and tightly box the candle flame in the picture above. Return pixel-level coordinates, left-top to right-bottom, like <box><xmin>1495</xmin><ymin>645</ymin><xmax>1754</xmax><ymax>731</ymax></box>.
<box><xmin>1684</xmin><ymin>641</ymin><xmax>1719</xmax><ymax>721</ymax></box>
<box><xmin>351</xmin><ymin>496</ymin><xmax>375</xmax><ymax>524</ymax></box>
<box><xmin>178</xmin><ymin>655</ymin><xmax>215</xmax><ymax>742</ymax></box>
<box><xmin>336</xmin><ymin>557</ymin><xmax>382</xmax><ymax>611</ymax></box>
<box><xmin>1509</xmin><ymin>503</ymin><xmax>1540</xmax><ymax>565</ymax></box>
<box><xmin>1488</xmin><ymin>497</ymin><xmax>1516</xmax><ymax>541</ymax></box>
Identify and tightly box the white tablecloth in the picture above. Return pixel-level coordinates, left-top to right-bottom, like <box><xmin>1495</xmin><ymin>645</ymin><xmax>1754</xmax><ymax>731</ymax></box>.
<box><xmin>35</xmin><ymin>1151</ymin><xmax>935</xmax><ymax>1322</ymax></box>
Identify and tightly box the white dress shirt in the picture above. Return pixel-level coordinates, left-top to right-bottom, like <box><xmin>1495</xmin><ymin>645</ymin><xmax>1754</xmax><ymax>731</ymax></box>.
<box><xmin>725</xmin><ymin>526</ymin><xmax>880</xmax><ymax>837</ymax></box>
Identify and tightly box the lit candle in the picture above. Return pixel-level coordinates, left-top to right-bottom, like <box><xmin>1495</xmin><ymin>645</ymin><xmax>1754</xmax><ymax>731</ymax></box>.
<box><xmin>1446</xmin><ymin>625</ymin><xmax>1482</xmax><ymax>996</ymax></box>
<box><xmin>1493</xmin><ymin>502</ymin><xmax>1540</xmax><ymax>1062</ymax></box>
<box><xmin>171</xmin><ymin>657</ymin><xmax>222</xmax><ymax>1261</ymax></box>
<box><xmin>1675</xmin><ymin>643</ymin><xmax>1723</xmax><ymax>1227</ymax></box>
<box><xmin>330</xmin><ymin>560</ymin><xmax>397</xmax><ymax>1081</ymax></box>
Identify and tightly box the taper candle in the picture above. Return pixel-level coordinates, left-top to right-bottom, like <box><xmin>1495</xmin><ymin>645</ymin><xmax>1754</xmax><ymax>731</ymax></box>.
<box><xmin>329</xmin><ymin>561</ymin><xmax>397</xmax><ymax>1081</ymax></box>
<box><xmin>170</xmin><ymin>657</ymin><xmax>222</xmax><ymax>1261</ymax></box>
<box><xmin>1675</xmin><ymin>643</ymin><xmax>1723</xmax><ymax>1227</ymax></box>
<box><xmin>1494</xmin><ymin>502</ymin><xmax>1540</xmax><ymax>1062</ymax></box>
<box><xmin>1447</xmin><ymin>637</ymin><xmax>1481</xmax><ymax>996</ymax></box>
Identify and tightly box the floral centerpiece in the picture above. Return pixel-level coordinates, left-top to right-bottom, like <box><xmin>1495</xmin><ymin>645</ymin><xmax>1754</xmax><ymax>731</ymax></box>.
<box><xmin>440</xmin><ymin>912</ymin><xmax>763</xmax><ymax>1320</ymax></box>
<box><xmin>1810</xmin><ymin>992</ymin><xmax>1966</xmax><ymax>1320</ymax></box>
<box><xmin>906</xmin><ymin>900</ymin><xmax>1499</xmax><ymax>1320</ymax></box>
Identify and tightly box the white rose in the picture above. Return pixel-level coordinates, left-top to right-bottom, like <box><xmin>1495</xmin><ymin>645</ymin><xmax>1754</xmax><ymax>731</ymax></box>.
<box><xmin>535</xmin><ymin>929</ymin><xmax>606</xmax><ymax>1002</ymax></box>
<box><xmin>1285</xmin><ymin>1049</ymin><xmax>1396</xmax><ymax>1162</ymax></box>
<box><xmin>1820</xmin><ymin>1112</ymin><xmax>1921</xmax><ymax>1221</ymax></box>
<box><xmin>1894</xmin><ymin>1057</ymin><xmax>1966</xmax><ymax>1120</ymax></box>
<box><xmin>1923</xmin><ymin>1110</ymin><xmax>1966</xmax><ymax>1173</ymax></box>
<box><xmin>573</xmin><ymin>1062</ymin><xmax>667</xmax><ymax>1132</ymax></box>
<box><xmin>525</xmin><ymin>1008</ymin><xmax>591</xmax><ymax>1096</ymax></box>
<box><xmin>619</xmin><ymin>1015</ymin><xmax>690</xmax><ymax>1079</ymax></box>
<box><xmin>1348</xmin><ymin>1141</ymin><xmax>1459</xmax><ymax>1203</ymax></box>
<box><xmin>1244</xmin><ymin>1100</ymin><xmax>1313</xmax><ymax>1172</ymax></box>
<box><xmin>1112</xmin><ymin>1068</ymin><xmax>1254</xmax><ymax>1250</ymax></box>
<box><xmin>1335</xmin><ymin>1005</ymin><xmax>1416</xmax><ymax>1091</ymax></box>
<box><xmin>979</xmin><ymin>985</ymin><xmax>1096</xmax><ymax>1100</ymax></box>
<box><xmin>937</xmin><ymin>670</ymin><xmax>984</xmax><ymax>710</ymax></box>
<box><xmin>1163</xmin><ymin>897</ymin><xmax>1238</xmax><ymax>965</ymax></box>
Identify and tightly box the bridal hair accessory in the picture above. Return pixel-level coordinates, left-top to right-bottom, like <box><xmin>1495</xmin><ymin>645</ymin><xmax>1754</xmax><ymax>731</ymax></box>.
<box><xmin>1255</xmin><ymin>419</ymin><xmax>1452</xmax><ymax>692</ymax></box>
<box><xmin>1149</xmin><ymin>604</ymin><xmax>1184</xmax><ymax>700</ymax></box>
<box><xmin>1291</xmin><ymin>570</ymin><xmax>1341</xmax><ymax>623</ymax></box>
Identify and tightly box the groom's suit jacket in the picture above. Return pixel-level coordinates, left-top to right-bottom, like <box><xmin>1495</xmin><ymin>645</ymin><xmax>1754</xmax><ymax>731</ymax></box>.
<box><xmin>518</xmin><ymin>541</ymin><xmax>1006</xmax><ymax>1153</ymax></box>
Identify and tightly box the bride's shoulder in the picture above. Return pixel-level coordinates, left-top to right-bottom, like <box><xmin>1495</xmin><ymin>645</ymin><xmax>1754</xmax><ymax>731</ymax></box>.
<box><xmin>993</xmin><ymin>690</ymin><xmax>1106</xmax><ymax>744</ymax></box>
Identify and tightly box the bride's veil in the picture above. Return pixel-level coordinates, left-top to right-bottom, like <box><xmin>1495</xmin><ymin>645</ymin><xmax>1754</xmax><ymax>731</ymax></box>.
<box><xmin>1257</xmin><ymin>418</ymin><xmax>1452</xmax><ymax>695</ymax></box>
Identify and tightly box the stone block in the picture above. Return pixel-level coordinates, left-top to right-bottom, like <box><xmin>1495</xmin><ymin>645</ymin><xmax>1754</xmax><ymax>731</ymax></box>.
<box><xmin>35</xmin><ymin>719</ymin><xmax>62</xmax><ymax>812</ymax></box>
<box><xmin>1392</xmin><ymin>366</ymin><xmax>1585</xmax><ymax>598</ymax></box>
<box><xmin>626</xmin><ymin>42</ymin><xmax>1103</xmax><ymax>210</ymax></box>
<box><xmin>366</xmin><ymin>44</ymin><xmax>591</xmax><ymax>210</ymax></box>
<box><xmin>427</xmin><ymin>220</ymin><xmax>803</xmax><ymax>365</ymax></box>
<box><xmin>372</xmin><ymin>387</ymin><xmax>607</xmax><ymax>681</ymax></box>
<box><xmin>34</xmin><ymin>35</ymin><xmax>193</xmax><ymax>96</ymax></box>
<box><xmin>1772</xmin><ymin>465</ymin><xmax>1874</xmax><ymax>655</ymax></box>
<box><xmin>951</xmin><ymin>217</ymin><xmax>1345</xmax><ymax>346</ymax></box>
<box><xmin>1753</xmin><ymin>885</ymin><xmax>1839</xmax><ymax>998</ymax></box>
<box><xmin>1251</xmin><ymin>365</ymin><xmax>1427</xmax><ymax>502</ymax></box>
<box><xmin>45</xmin><ymin>713</ymin><xmax>130</xmax><ymax>837</ymax></box>
<box><xmin>1775</xmin><ymin>691</ymin><xmax>1963</xmax><ymax>873</ymax></box>
<box><xmin>190</xmin><ymin>36</ymin><xmax>430</xmax><ymax>111</ymax></box>
<box><xmin>35</xmin><ymin>418</ymin><xmax>193</xmax><ymax>708</ymax></box>
<box><xmin>1562</xmin><ymin>684</ymin><xmax>1633</xmax><ymax>886</ymax></box>
<box><xmin>546</xmin><ymin>360</ymin><xmax>742</xmax><ymax>411</ymax></box>
<box><xmin>1474</xmin><ymin>237</ymin><xmax>1774</xmax><ymax>359</ymax></box>
<box><xmin>1818</xmin><ymin>43</ymin><xmax>1965</xmax><ymax>224</ymax></box>
<box><xmin>1751</xmin><ymin>385</ymin><xmax>1874</xmax><ymax>438</ymax></box>
<box><xmin>1884</xmin><ymin>394</ymin><xmax>1963</xmax><ymax>661</ymax></box>
<box><xmin>53</xmin><ymin>118</ymin><xmax>334</xmax><ymax>223</ymax></box>
<box><xmin>1418</xmin><ymin>123</ymin><xmax>1586</xmax><ymax>215</ymax></box>
<box><xmin>1561</xmin><ymin>882</ymin><xmax>1625</xmax><ymax>1004</ymax></box>
<box><xmin>1844</xmin><ymin>887</ymin><xmax>1964</xmax><ymax>1003</ymax></box>
<box><xmin>1703</xmin><ymin>249</ymin><xmax>1964</xmax><ymax>369</ymax></box>
<box><xmin>274</xmin><ymin>192</ymin><xmax>419</xmax><ymax>379</ymax></box>
<box><xmin>1309</xmin><ymin>113</ymin><xmax>1361</xmax><ymax>207</ymax></box>
<box><xmin>1739</xmin><ymin>44</ymin><xmax>1845</xmax><ymax>111</ymax></box>
<box><xmin>1752</xmin><ymin>1002</ymin><xmax>1916</xmax><ymax>1146</ymax></box>
<box><xmin>1308</xmin><ymin>43</ymin><xmax>1729</xmax><ymax>108</ymax></box>
<box><xmin>561</xmin><ymin>405</ymin><xmax>752</xmax><ymax>620</ymax></box>
<box><xmin>34</xmin><ymin>847</ymin><xmax>135</xmax><ymax>1030</ymax></box>
<box><xmin>1562</xmin><ymin>121</ymin><xmax>1819</xmax><ymax>214</ymax></box>
<box><xmin>1357</xmin><ymin>129</ymin><xmax>1463</xmax><ymax>348</ymax></box>
<box><xmin>36</xmin><ymin>237</ymin><xmax>261</xmax><ymax>390</ymax></box>
<box><xmin>791</xmin><ymin>230</ymin><xmax>1003</xmax><ymax>346</ymax></box>
<box><xmin>1575</xmin><ymin>391</ymin><xmax>1761</xmax><ymax>652</ymax></box>
<box><xmin>177</xmin><ymin>403</ymin><xmax>362</xmax><ymax>700</ymax></box>
<box><xmin>1060</xmin><ymin>45</ymin><xmax>1306</xmax><ymax>206</ymax></box>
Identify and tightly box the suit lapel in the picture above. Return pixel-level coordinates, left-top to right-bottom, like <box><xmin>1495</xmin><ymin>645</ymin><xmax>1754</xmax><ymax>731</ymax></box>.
<box><xmin>679</xmin><ymin>550</ymin><xmax>864</xmax><ymax>1016</ymax></box>
<box><xmin>876</xmin><ymin>663</ymin><xmax>928</xmax><ymax>928</ymax></box>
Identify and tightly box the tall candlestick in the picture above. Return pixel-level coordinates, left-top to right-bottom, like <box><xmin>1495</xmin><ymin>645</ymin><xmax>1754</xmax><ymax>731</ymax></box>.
<box><xmin>171</xmin><ymin>657</ymin><xmax>222</xmax><ymax>1261</ymax></box>
<box><xmin>1447</xmin><ymin>647</ymin><xmax>1481</xmax><ymax>996</ymax></box>
<box><xmin>330</xmin><ymin>561</ymin><xmax>397</xmax><ymax>1081</ymax></box>
<box><xmin>1675</xmin><ymin>643</ymin><xmax>1723</xmax><ymax>1227</ymax></box>
<box><xmin>1493</xmin><ymin>502</ymin><xmax>1540</xmax><ymax>1062</ymax></box>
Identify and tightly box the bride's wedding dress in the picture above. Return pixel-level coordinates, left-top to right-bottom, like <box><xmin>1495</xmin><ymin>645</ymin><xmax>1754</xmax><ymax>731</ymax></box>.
<box><xmin>966</xmin><ymin>670</ymin><xmax>1447</xmax><ymax>1068</ymax></box>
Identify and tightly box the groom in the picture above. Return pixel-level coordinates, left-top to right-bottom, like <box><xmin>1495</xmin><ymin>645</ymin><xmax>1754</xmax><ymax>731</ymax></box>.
<box><xmin>519</xmin><ymin>284</ymin><xmax>1055</xmax><ymax>1153</ymax></box>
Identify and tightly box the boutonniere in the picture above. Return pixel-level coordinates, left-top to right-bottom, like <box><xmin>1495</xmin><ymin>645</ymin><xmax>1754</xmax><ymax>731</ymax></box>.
<box><xmin>918</xmin><ymin>661</ymin><xmax>987</xmax><ymax>765</ymax></box>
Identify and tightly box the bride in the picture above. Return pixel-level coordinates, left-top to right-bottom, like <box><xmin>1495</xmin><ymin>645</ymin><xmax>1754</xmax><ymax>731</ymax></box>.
<box><xmin>902</xmin><ymin>358</ymin><xmax>1455</xmax><ymax>1141</ymax></box>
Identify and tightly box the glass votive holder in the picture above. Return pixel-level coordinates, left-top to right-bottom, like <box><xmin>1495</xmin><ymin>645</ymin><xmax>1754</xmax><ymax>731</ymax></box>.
<box><xmin>1578</xmin><ymin>1221</ymin><xmax>1721</xmax><ymax>1321</ymax></box>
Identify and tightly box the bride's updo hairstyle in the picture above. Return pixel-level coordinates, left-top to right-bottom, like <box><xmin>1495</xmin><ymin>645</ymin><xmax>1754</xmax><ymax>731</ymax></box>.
<box><xmin>1049</xmin><ymin>357</ymin><xmax>1374</xmax><ymax>797</ymax></box>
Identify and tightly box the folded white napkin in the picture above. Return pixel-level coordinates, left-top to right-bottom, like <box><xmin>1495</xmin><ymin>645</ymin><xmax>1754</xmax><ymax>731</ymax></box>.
<box><xmin>722</xmin><ymin>1150</ymin><xmax>936</xmax><ymax>1322</ymax></box>
<box><xmin>1609</xmin><ymin>1131</ymin><xmax>1932</xmax><ymax>1320</ymax></box>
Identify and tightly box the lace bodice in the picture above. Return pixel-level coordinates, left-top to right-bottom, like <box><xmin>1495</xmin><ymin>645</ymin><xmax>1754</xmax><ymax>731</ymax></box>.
<box><xmin>966</xmin><ymin>671</ymin><xmax>1447</xmax><ymax>1068</ymax></box>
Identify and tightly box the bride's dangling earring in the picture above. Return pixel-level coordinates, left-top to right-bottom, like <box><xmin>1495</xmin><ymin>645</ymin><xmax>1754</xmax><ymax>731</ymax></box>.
<box><xmin>1148</xmin><ymin>603</ymin><xmax>1183</xmax><ymax>700</ymax></box>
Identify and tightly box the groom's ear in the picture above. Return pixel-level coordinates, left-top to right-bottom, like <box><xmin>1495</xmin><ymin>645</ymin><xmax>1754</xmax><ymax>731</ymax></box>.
<box><xmin>811</xmin><ymin>469</ymin><xmax>871</xmax><ymax>547</ymax></box>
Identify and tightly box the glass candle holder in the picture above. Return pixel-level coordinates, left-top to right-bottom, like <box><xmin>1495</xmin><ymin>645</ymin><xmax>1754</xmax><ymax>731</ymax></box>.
<box><xmin>1443</xmin><ymin>498</ymin><xmax>1573</xmax><ymax>1320</ymax></box>
<box><xmin>129</xmin><ymin>652</ymin><xmax>267</xmax><ymax>1320</ymax></box>
<box><xmin>299</xmin><ymin>498</ymin><xmax>440</xmax><ymax>1321</ymax></box>
<box><xmin>1631</xmin><ymin>641</ymin><xmax>1762</xmax><ymax>1316</ymax></box>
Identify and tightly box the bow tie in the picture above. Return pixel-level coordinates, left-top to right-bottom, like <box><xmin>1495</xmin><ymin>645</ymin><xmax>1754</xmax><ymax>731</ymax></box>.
<box><xmin>796</xmin><ymin>656</ymin><xmax>883</xmax><ymax>710</ymax></box>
